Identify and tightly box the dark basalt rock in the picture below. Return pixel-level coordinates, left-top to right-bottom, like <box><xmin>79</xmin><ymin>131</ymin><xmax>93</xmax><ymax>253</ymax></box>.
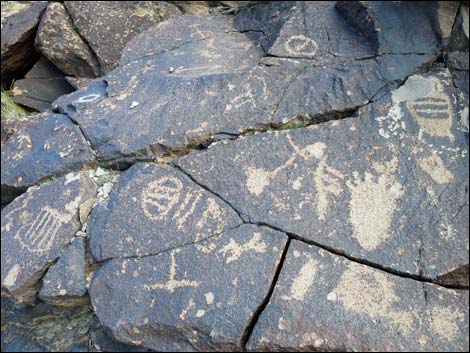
<box><xmin>1</xmin><ymin>112</ymin><xmax>96</xmax><ymax>204</ymax></box>
<box><xmin>247</xmin><ymin>240</ymin><xmax>469</xmax><ymax>352</ymax></box>
<box><xmin>64</xmin><ymin>1</ymin><xmax>182</xmax><ymax>73</ymax></box>
<box><xmin>35</xmin><ymin>2</ymin><xmax>101</xmax><ymax>78</ymax></box>
<box><xmin>1</xmin><ymin>1</ymin><xmax>47</xmax><ymax>83</ymax></box>
<box><xmin>176</xmin><ymin>69</ymin><xmax>469</xmax><ymax>285</ymax></box>
<box><xmin>87</xmin><ymin>162</ymin><xmax>241</xmax><ymax>261</ymax></box>
<box><xmin>90</xmin><ymin>224</ymin><xmax>287</xmax><ymax>351</ymax></box>
<box><xmin>1</xmin><ymin>172</ymin><xmax>97</xmax><ymax>303</ymax></box>
<box><xmin>39</xmin><ymin>237</ymin><xmax>88</xmax><ymax>306</ymax></box>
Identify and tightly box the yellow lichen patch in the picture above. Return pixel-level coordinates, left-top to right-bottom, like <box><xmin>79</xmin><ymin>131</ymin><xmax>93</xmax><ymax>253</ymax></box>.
<box><xmin>334</xmin><ymin>262</ymin><xmax>415</xmax><ymax>337</ymax></box>
<box><xmin>218</xmin><ymin>232</ymin><xmax>267</xmax><ymax>264</ymax></box>
<box><xmin>347</xmin><ymin>171</ymin><xmax>404</xmax><ymax>251</ymax></box>
<box><xmin>281</xmin><ymin>258</ymin><xmax>318</xmax><ymax>301</ymax></box>
<box><xmin>429</xmin><ymin>305</ymin><xmax>464</xmax><ymax>341</ymax></box>
<box><xmin>417</xmin><ymin>153</ymin><xmax>454</xmax><ymax>184</ymax></box>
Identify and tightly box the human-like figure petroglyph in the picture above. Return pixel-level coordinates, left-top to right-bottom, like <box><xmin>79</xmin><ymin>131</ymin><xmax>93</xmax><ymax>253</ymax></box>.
<box><xmin>406</xmin><ymin>95</ymin><xmax>454</xmax><ymax>142</ymax></box>
<box><xmin>144</xmin><ymin>249</ymin><xmax>201</xmax><ymax>293</ymax></box>
<box><xmin>284</xmin><ymin>35</ymin><xmax>318</xmax><ymax>58</ymax></box>
<box><xmin>13</xmin><ymin>206</ymin><xmax>67</xmax><ymax>253</ymax></box>
<box><xmin>142</xmin><ymin>176</ymin><xmax>183</xmax><ymax>221</ymax></box>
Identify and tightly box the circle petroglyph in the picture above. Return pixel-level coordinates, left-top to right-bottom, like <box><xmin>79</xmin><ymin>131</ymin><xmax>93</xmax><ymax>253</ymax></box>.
<box><xmin>142</xmin><ymin>176</ymin><xmax>184</xmax><ymax>221</ymax></box>
<box><xmin>284</xmin><ymin>35</ymin><xmax>318</xmax><ymax>58</ymax></box>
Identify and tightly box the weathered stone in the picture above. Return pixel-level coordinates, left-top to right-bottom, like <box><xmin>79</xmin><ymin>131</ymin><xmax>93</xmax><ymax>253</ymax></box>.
<box><xmin>1</xmin><ymin>114</ymin><xmax>31</xmax><ymax>145</ymax></box>
<box><xmin>88</xmin><ymin>163</ymin><xmax>241</xmax><ymax>261</ymax></box>
<box><xmin>39</xmin><ymin>237</ymin><xmax>88</xmax><ymax>306</ymax></box>
<box><xmin>90</xmin><ymin>224</ymin><xmax>287</xmax><ymax>351</ymax></box>
<box><xmin>10</xmin><ymin>76</ymin><xmax>75</xmax><ymax>112</ymax></box>
<box><xmin>24</xmin><ymin>55</ymin><xmax>64</xmax><ymax>79</ymax></box>
<box><xmin>1</xmin><ymin>1</ymin><xmax>47</xmax><ymax>83</ymax></box>
<box><xmin>65</xmin><ymin>76</ymin><xmax>95</xmax><ymax>89</ymax></box>
<box><xmin>176</xmin><ymin>69</ymin><xmax>469</xmax><ymax>284</ymax></box>
<box><xmin>336</xmin><ymin>1</ymin><xmax>459</xmax><ymax>54</ymax></box>
<box><xmin>1</xmin><ymin>296</ymin><xmax>94</xmax><ymax>352</ymax></box>
<box><xmin>64</xmin><ymin>1</ymin><xmax>182</xmax><ymax>73</ymax></box>
<box><xmin>35</xmin><ymin>2</ymin><xmax>101</xmax><ymax>78</ymax></box>
<box><xmin>448</xmin><ymin>5</ymin><xmax>469</xmax><ymax>52</ymax></box>
<box><xmin>1</xmin><ymin>112</ymin><xmax>96</xmax><ymax>204</ymax></box>
<box><xmin>247</xmin><ymin>240</ymin><xmax>469</xmax><ymax>352</ymax></box>
<box><xmin>1</xmin><ymin>172</ymin><xmax>97</xmax><ymax>303</ymax></box>
<box><xmin>52</xmin><ymin>9</ymin><xmax>435</xmax><ymax>167</ymax></box>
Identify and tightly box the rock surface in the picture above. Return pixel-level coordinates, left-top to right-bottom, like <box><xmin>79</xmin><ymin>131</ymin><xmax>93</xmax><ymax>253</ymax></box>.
<box><xmin>176</xmin><ymin>69</ymin><xmax>469</xmax><ymax>284</ymax></box>
<box><xmin>247</xmin><ymin>240</ymin><xmax>469</xmax><ymax>352</ymax></box>
<box><xmin>39</xmin><ymin>237</ymin><xmax>88</xmax><ymax>306</ymax></box>
<box><xmin>90</xmin><ymin>224</ymin><xmax>287</xmax><ymax>351</ymax></box>
<box><xmin>35</xmin><ymin>2</ymin><xmax>101</xmax><ymax>78</ymax></box>
<box><xmin>64</xmin><ymin>1</ymin><xmax>182</xmax><ymax>73</ymax></box>
<box><xmin>1</xmin><ymin>1</ymin><xmax>46</xmax><ymax>83</ymax></box>
<box><xmin>88</xmin><ymin>162</ymin><xmax>241</xmax><ymax>260</ymax></box>
<box><xmin>1</xmin><ymin>172</ymin><xmax>97</xmax><ymax>303</ymax></box>
<box><xmin>1</xmin><ymin>112</ymin><xmax>96</xmax><ymax>204</ymax></box>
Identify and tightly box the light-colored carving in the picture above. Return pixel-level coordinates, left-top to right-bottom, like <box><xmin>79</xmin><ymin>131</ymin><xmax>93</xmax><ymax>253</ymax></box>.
<box><xmin>314</xmin><ymin>159</ymin><xmax>345</xmax><ymax>220</ymax></box>
<box><xmin>281</xmin><ymin>257</ymin><xmax>318</xmax><ymax>301</ymax></box>
<box><xmin>407</xmin><ymin>95</ymin><xmax>454</xmax><ymax>142</ymax></box>
<box><xmin>14</xmin><ymin>206</ymin><xmax>67</xmax><ymax>253</ymax></box>
<box><xmin>144</xmin><ymin>249</ymin><xmax>200</xmax><ymax>293</ymax></box>
<box><xmin>142</xmin><ymin>176</ymin><xmax>183</xmax><ymax>220</ymax></box>
<box><xmin>284</xmin><ymin>35</ymin><xmax>318</xmax><ymax>58</ymax></box>
<box><xmin>218</xmin><ymin>232</ymin><xmax>267</xmax><ymax>264</ymax></box>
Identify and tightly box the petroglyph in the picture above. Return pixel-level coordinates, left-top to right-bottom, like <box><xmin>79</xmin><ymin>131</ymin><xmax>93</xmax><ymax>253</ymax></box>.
<box><xmin>284</xmin><ymin>35</ymin><xmax>318</xmax><ymax>58</ymax></box>
<box><xmin>406</xmin><ymin>95</ymin><xmax>454</xmax><ymax>142</ymax></box>
<box><xmin>142</xmin><ymin>176</ymin><xmax>183</xmax><ymax>221</ymax></box>
<box><xmin>281</xmin><ymin>258</ymin><xmax>318</xmax><ymax>301</ymax></box>
<box><xmin>174</xmin><ymin>190</ymin><xmax>203</xmax><ymax>230</ymax></box>
<box><xmin>417</xmin><ymin>152</ymin><xmax>454</xmax><ymax>184</ymax></box>
<box><xmin>333</xmin><ymin>262</ymin><xmax>415</xmax><ymax>337</ymax></box>
<box><xmin>218</xmin><ymin>232</ymin><xmax>267</xmax><ymax>264</ymax></box>
<box><xmin>429</xmin><ymin>305</ymin><xmax>465</xmax><ymax>341</ymax></box>
<box><xmin>144</xmin><ymin>249</ymin><xmax>201</xmax><ymax>293</ymax></box>
<box><xmin>314</xmin><ymin>159</ymin><xmax>345</xmax><ymax>220</ymax></box>
<box><xmin>13</xmin><ymin>206</ymin><xmax>67</xmax><ymax>253</ymax></box>
<box><xmin>347</xmin><ymin>169</ymin><xmax>404</xmax><ymax>251</ymax></box>
<box><xmin>245</xmin><ymin>140</ymin><xmax>326</xmax><ymax>196</ymax></box>
<box><xmin>12</xmin><ymin>134</ymin><xmax>32</xmax><ymax>160</ymax></box>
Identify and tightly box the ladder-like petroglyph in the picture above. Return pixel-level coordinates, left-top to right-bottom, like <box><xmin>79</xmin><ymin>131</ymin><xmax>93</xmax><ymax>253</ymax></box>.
<box><xmin>142</xmin><ymin>175</ymin><xmax>184</xmax><ymax>221</ymax></box>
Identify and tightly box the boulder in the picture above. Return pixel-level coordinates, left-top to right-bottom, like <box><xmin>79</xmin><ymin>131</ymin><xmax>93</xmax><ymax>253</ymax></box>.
<box><xmin>87</xmin><ymin>162</ymin><xmax>241</xmax><ymax>261</ymax></box>
<box><xmin>39</xmin><ymin>237</ymin><xmax>88</xmax><ymax>306</ymax></box>
<box><xmin>35</xmin><ymin>2</ymin><xmax>101</xmax><ymax>78</ymax></box>
<box><xmin>1</xmin><ymin>1</ymin><xmax>47</xmax><ymax>83</ymax></box>
<box><xmin>64</xmin><ymin>1</ymin><xmax>182</xmax><ymax>73</ymax></box>
<box><xmin>1</xmin><ymin>172</ymin><xmax>97</xmax><ymax>303</ymax></box>
<box><xmin>176</xmin><ymin>69</ymin><xmax>469</xmax><ymax>285</ymax></box>
<box><xmin>247</xmin><ymin>240</ymin><xmax>469</xmax><ymax>351</ymax></box>
<box><xmin>90</xmin><ymin>224</ymin><xmax>287</xmax><ymax>351</ymax></box>
<box><xmin>1</xmin><ymin>112</ymin><xmax>96</xmax><ymax>204</ymax></box>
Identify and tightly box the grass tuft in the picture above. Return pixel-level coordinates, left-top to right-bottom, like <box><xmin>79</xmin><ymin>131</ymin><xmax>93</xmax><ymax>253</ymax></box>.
<box><xmin>1</xmin><ymin>87</ymin><xmax>26</xmax><ymax>120</ymax></box>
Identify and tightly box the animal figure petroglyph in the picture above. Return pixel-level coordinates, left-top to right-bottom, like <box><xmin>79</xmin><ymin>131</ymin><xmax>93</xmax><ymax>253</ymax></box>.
<box><xmin>144</xmin><ymin>248</ymin><xmax>200</xmax><ymax>293</ymax></box>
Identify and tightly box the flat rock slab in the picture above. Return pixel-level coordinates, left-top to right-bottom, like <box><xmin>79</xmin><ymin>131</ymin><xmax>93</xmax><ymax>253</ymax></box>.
<box><xmin>53</xmin><ymin>9</ymin><xmax>436</xmax><ymax>166</ymax></box>
<box><xmin>64</xmin><ymin>1</ymin><xmax>182</xmax><ymax>73</ymax></box>
<box><xmin>90</xmin><ymin>224</ymin><xmax>287</xmax><ymax>351</ymax></box>
<box><xmin>35</xmin><ymin>2</ymin><xmax>101</xmax><ymax>78</ymax></box>
<box><xmin>39</xmin><ymin>237</ymin><xmax>88</xmax><ymax>305</ymax></box>
<box><xmin>176</xmin><ymin>69</ymin><xmax>469</xmax><ymax>284</ymax></box>
<box><xmin>1</xmin><ymin>172</ymin><xmax>97</xmax><ymax>303</ymax></box>
<box><xmin>1</xmin><ymin>112</ymin><xmax>96</xmax><ymax>203</ymax></box>
<box><xmin>247</xmin><ymin>240</ymin><xmax>469</xmax><ymax>352</ymax></box>
<box><xmin>88</xmin><ymin>163</ymin><xmax>241</xmax><ymax>261</ymax></box>
<box><xmin>1</xmin><ymin>1</ymin><xmax>46</xmax><ymax>82</ymax></box>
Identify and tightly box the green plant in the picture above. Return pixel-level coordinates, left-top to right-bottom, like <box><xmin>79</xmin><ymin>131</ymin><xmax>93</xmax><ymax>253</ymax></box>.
<box><xmin>1</xmin><ymin>87</ymin><xmax>26</xmax><ymax>120</ymax></box>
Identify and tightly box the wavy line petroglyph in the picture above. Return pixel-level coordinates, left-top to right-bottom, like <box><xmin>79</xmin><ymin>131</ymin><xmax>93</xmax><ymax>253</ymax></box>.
<box><xmin>406</xmin><ymin>95</ymin><xmax>454</xmax><ymax>143</ymax></box>
<box><xmin>13</xmin><ymin>206</ymin><xmax>67</xmax><ymax>253</ymax></box>
<box><xmin>284</xmin><ymin>35</ymin><xmax>318</xmax><ymax>57</ymax></box>
<box><xmin>144</xmin><ymin>249</ymin><xmax>201</xmax><ymax>293</ymax></box>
